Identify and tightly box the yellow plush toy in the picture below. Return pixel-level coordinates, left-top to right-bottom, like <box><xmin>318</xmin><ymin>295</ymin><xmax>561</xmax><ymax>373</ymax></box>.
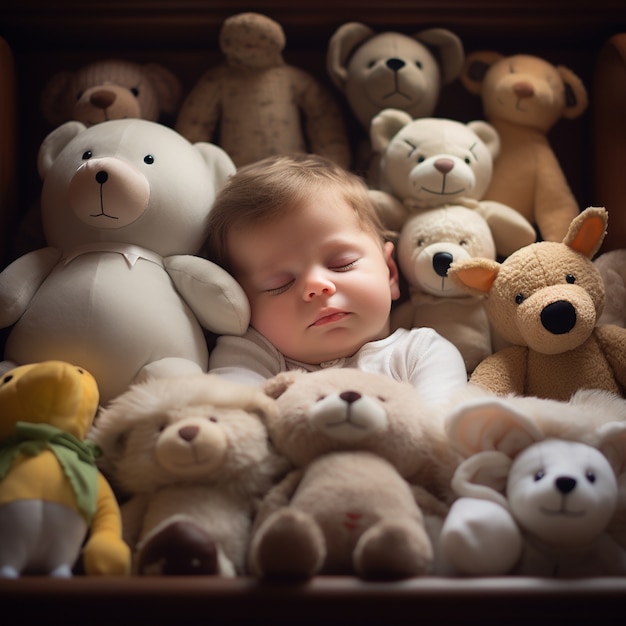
<box><xmin>461</xmin><ymin>52</ymin><xmax>588</xmax><ymax>242</ymax></box>
<box><xmin>0</xmin><ymin>360</ymin><xmax>130</xmax><ymax>577</ymax></box>
<box><xmin>448</xmin><ymin>207</ymin><xmax>626</xmax><ymax>401</ymax></box>
<box><xmin>176</xmin><ymin>12</ymin><xmax>351</xmax><ymax>169</ymax></box>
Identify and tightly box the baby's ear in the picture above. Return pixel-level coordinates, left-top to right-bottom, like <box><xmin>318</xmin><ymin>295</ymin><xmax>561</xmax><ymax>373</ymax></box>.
<box><xmin>446</xmin><ymin>396</ymin><xmax>544</xmax><ymax>457</ymax></box>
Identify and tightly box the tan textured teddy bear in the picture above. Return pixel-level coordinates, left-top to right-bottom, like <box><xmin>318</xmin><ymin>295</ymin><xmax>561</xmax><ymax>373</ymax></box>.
<box><xmin>175</xmin><ymin>12</ymin><xmax>351</xmax><ymax>169</ymax></box>
<box><xmin>391</xmin><ymin>205</ymin><xmax>497</xmax><ymax>374</ymax></box>
<box><xmin>448</xmin><ymin>206</ymin><xmax>626</xmax><ymax>400</ymax></box>
<box><xmin>461</xmin><ymin>52</ymin><xmax>588</xmax><ymax>242</ymax></box>
<box><xmin>248</xmin><ymin>368</ymin><xmax>461</xmax><ymax>580</ymax></box>
<box><xmin>89</xmin><ymin>373</ymin><xmax>289</xmax><ymax>576</ymax></box>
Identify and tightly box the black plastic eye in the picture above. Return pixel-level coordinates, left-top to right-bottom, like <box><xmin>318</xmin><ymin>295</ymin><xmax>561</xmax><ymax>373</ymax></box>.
<box><xmin>464</xmin><ymin>157</ymin><xmax>471</xmax><ymax>164</ymax></box>
<box><xmin>586</xmin><ymin>471</ymin><xmax>596</xmax><ymax>483</ymax></box>
<box><xmin>515</xmin><ymin>293</ymin><xmax>525</xmax><ymax>305</ymax></box>
<box><xmin>566</xmin><ymin>274</ymin><xmax>576</xmax><ymax>284</ymax></box>
<box><xmin>417</xmin><ymin>155</ymin><xmax>426</xmax><ymax>163</ymax></box>
<box><xmin>82</xmin><ymin>150</ymin><xmax>93</xmax><ymax>160</ymax></box>
<box><xmin>367</xmin><ymin>60</ymin><xmax>376</xmax><ymax>69</ymax></box>
<box><xmin>415</xmin><ymin>61</ymin><xmax>423</xmax><ymax>69</ymax></box>
<box><xmin>130</xmin><ymin>87</ymin><xmax>140</xmax><ymax>97</ymax></box>
<box><xmin>144</xmin><ymin>154</ymin><xmax>155</xmax><ymax>165</ymax></box>
<box><xmin>2</xmin><ymin>374</ymin><xmax>13</xmax><ymax>384</ymax></box>
<box><xmin>534</xmin><ymin>470</ymin><xmax>545</xmax><ymax>481</ymax></box>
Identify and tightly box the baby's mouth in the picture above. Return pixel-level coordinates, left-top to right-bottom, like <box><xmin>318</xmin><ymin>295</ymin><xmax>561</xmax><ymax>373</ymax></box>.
<box><xmin>310</xmin><ymin>311</ymin><xmax>350</xmax><ymax>327</ymax></box>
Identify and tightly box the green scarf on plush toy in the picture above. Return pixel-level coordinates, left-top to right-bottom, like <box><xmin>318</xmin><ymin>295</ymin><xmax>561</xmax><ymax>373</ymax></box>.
<box><xmin>0</xmin><ymin>421</ymin><xmax>100</xmax><ymax>524</ymax></box>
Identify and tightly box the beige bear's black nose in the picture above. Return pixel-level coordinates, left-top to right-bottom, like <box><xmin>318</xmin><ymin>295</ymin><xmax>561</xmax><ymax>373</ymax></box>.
<box><xmin>540</xmin><ymin>300</ymin><xmax>576</xmax><ymax>334</ymax></box>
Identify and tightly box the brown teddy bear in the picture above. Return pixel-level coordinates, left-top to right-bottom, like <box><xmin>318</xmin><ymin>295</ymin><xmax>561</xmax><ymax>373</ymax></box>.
<box><xmin>247</xmin><ymin>368</ymin><xmax>461</xmax><ymax>580</ymax></box>
<box><xmin>41</xmin><ymin>58</ymin><xmax>182</xmax><ymax>128</ymax></box>
<box><xmin>461</xmin><ymin>52</ymin><xmax>588</xmax><ymax>242</ymax></box>
<box><xmin>89</xmin><ymin>374</ymin><xmax>289</xmax><ymax>576</ymax></box>
<box><xmin>175</xmin><ymin>12</ymin><xmax>351</xmax><ymax>169</ymax></box>
<box><xmin>448</xmin><ymin>206</ymin><xmax>626</xmax><ymax>401</ymax></box>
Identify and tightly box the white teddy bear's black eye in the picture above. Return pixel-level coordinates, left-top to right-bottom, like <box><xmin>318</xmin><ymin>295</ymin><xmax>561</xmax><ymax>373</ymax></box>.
<box><xmin>585</xmin><ymin>471</ymin><xmax>596</xmax><ymax>483</ymax></box>
<box><xmin>144</xmin><ymin>154</ymin><xmax>155</xmax><ymax>165</ymax></box>
<box><xmin>566</xmin><ymin>274</ymin><xmax>576</xmax><ymax>284</ymax></box>
<box><xmin>534</xmin><ymin>470</ymin><xmax>545</xmax><ymax>481</ymax></box>
<box><xmin>464</xmin><ymin>157</ymin><xmax>471</xmax><ymax>165</ymax></box>
<box><xmin>82</xmin><ymin>151</ymin><xmax>92</xmax><ymax>160</ymax></box>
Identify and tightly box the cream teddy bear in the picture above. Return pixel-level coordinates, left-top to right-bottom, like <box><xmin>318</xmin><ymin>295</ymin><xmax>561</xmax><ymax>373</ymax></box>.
<box><xmin>391</xmin><ymin>205</ymin><xmax>497</xmax><ymax>373</ymax></box>
<box><xmin>369</xmin><ymin>111</ymin><xmax>536</xmax><ymax>257</ymax></box>
<box><xmin>449</xmin><ymin>206</ymin><xmax>626</xmax><ymax>400</ymax></box>
<box><xmin>176</xmin><ymin>12</ymin><xmax>351</xmax><ymax>169</ymax></box>
<box><xmin>89</xmin><ymin>374</ymin><xmax>289</xmax><ymax>576</ymax></box>
<box><xmin>440</xmin><ymin>390</ymin><xmax>626</xmax><ymax>576</ymax></box>
<box><xmin>461</xmin><ymin>52</ymin><xmax>588</xmax><ymax>242</ymax></box>
<box><xmin>248</xmin><ymin>368</ymin><xmax>461</xmax><ymax>580</ymax></box>
<box><xmin>0</xmin><ymin>119</ymin><xmax>248</xmax><ymax>405</ymax></box>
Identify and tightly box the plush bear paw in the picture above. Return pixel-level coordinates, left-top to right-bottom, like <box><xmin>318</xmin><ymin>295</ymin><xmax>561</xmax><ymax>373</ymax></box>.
<box><xmin>248</xmin><ymin>508</ymin><xmax>326</xmax><ymax>579</ymax></box>
<box><xmin>440</xmin><ymin>497</ymin><xmax>523</xmax><ymax>575</ymax></box>
<box><xmin>354</xmin><ymin>518</ymin><xmax>433</xmax><ymax>580</ymax></box>
<box><xmin>136</xmin><ymin>519</ymin><xmax>220</xmax><ymax>576</ymax></box>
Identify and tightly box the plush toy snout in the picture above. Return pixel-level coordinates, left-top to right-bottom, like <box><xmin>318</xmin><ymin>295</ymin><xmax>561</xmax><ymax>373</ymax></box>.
<box><xmin>516</xmin><ymin>282</ymin><xmax>599</xmax><ymax>354</ymax></box>
<box><xmin>69</xmin><ymin>156</ymin><xmax>150</xmax><ymax>227</ymax></box>
<box><xmin>308</xmin><ymin>389</ymin><xmax>388</xmax><ymax>442</ymax></box>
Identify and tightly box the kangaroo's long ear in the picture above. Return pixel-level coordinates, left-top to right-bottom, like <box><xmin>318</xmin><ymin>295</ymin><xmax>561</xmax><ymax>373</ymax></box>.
<box><xmin>563</xmin><ymin>206</ymin><xmax>608</xmax><ymax>259</ymax></box>
<box><xmin>446</xmin><ymin>396</ymin><xmax>545</xmax><ymax>458</ymax></box>
<box><xmin>448</xmin><ymin>257</ymin><xmax>501</xmax><ymax>297</ymax></box>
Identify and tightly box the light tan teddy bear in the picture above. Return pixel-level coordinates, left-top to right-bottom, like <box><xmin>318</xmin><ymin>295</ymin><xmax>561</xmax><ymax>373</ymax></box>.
<box><xmin>461</xmin><ymin>52</ymin><xmax>588</xmax><ymax>242</ymax></box>
<box><xmin>175</xmin><ymin>12</ymin><xmax>351</xmax><ymax>169</ymax></box>
<box><xmin>248</xmin><ymin>368</ymin><xmax>461</xmax><ymax>580</ymax></box>
<box><xmin>89</xmin><ymin>374</ymin><xmax>289</xmax><ymax>576</ymax></box>
<box><xmin>448</xmin><ymin>206</ymin><xmax>626</xmax><ymax>400</ymax></box>
<box><xmin>391</xmin><ymin>205</ymin><xmax>497</xmax><ymax>374</ymax></box>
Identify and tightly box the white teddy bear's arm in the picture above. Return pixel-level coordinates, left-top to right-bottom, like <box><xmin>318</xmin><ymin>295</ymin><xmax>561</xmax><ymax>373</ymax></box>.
<box><xmin>163</xmin><ymin>255</ymin><xmax>250</xmax><ymax>336</ymax></box>
<box><xmin>440</xmin><ymin>497</ymin><xmax>523</xmax><ymax>575</ymax></box>
<box><xmin>0</xmin><ymin>247</ymin><xmax>61</xmax><ymax>327</ymax></box>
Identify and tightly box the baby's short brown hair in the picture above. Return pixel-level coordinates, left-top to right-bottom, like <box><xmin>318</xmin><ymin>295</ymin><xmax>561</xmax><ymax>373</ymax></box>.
<box><xmin>205</xmin><ymin>153</ymin><xmax>389</xmax><ymax>273</ymax></box>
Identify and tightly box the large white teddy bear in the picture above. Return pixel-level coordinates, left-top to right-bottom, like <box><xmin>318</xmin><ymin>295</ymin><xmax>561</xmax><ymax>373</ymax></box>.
<box><xmin>0</xmin><ymin>119</ymin><xmax>249</xmax><ymax>405</ymax></box>
<box><xmin>369</xmin><ymin>111</ymin><xmax>536</xmax><ymax>258</ymax></box>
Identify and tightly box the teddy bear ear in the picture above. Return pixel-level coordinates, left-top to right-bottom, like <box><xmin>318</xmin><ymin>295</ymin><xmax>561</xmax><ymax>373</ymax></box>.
<box><xmin>448</xmin><ymin>257</ymin><xmax>501</xmax><ymax>296</ymax></box>
<box><xmin>263</xmin><ymin>371</ymin><xmax>299</xmax><ymax>399</ymax></box>
<box><xmin>446</xmin><ymin>396</ymin><xmax>545</xmax><ymax>457</ymax></box>
<box><xmin>597</xmin><ymin>421</ymin><xmax>626</xmax><ymax>507</ymax></box>
<box><xmin>556</xmin><ymin>65</ymin><xmax>589</xmax><ymax>119</ymax></box>
<box><xmin>414</xmin><ymin>28</ymin><xmax>465</xmax><ymax>84</ymax></box>
<box><xmin>142</xmin><ymin>63</ymin><xmax>182</xmax><ymax>116</ymax></box>
<box><xmin>37</xmin><ymin>120</ymin><xmax>87</xmax><ymax>179</ymax></box>
<box><xmin>326</xmin><ymin>22</ymin><xmax>375</xmax><ymax>90</ymax></box>
<box><xmin>460</xmin><ymin>50</ymin><xmax>503</xmax><ymax>95</ymax></box>
<box><xmin>370</xmin><ymin>108</ymin><xmax>413</xmax><ymax>153</ymax></box>
<box><xmin>563</xmin><ymin>206</ymin><xmax>608</xmax><ymax>259</ymax></box>
<box><xmin>467</xmin><ymin>120</ymin><xmax>500</xmax><ymax>159</ymax></box>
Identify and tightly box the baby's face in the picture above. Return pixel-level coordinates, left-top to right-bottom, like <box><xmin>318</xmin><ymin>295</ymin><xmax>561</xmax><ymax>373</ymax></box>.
<box><xmin>228</xmin><ymin>190</ymin><xmax>400</xmax><ymax>364</ymax></box>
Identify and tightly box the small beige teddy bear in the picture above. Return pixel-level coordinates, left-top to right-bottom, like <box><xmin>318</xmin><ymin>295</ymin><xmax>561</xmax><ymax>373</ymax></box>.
<box><xmin>89</xmin><ymin>374</ymin><xmax>289</xmax><ymax>576</ymax></box>
<box><xmin>176</xmin><ymin>12</ymin><xmax>351</xmax><ymax>169</ymax></box>
<box><xmin>248</xmin><ymin>368</ymin><xmax>461</xmax><ymax>580</ymax></box>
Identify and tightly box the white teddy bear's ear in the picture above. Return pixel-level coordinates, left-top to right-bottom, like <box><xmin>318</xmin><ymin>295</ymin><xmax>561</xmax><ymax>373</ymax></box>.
<box><xmin>446</xmin><ymin>397</ymin><xmax>544</xmax><ymax>457</ymax></box>
<box><xmin>451</xmin><ymin>450</ymin><xmax>512</xmax><ymax>509</ymax></box>
<box><xmin>370</xmin><ymin>108</ymin><xmax>413</xmax><ymax>153</ymax></box>
<box><xmin>37</xmin><ymin>120</ymin><xmax>87</xmax><ymax>179</ymax></box>
<box><xmin>598</xmin><ymin>421</ymin><xmax>626</xmax><ymax>507</ymax></box>
<box><xmin>193</xmin><ymin>142</ymin><xmax>237</xmax><ymax>191</ymax></box>
<box><xmin>467</xmin><ymin>120</ymin><xmax>500</xmax><ymax>160</ymax></box>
